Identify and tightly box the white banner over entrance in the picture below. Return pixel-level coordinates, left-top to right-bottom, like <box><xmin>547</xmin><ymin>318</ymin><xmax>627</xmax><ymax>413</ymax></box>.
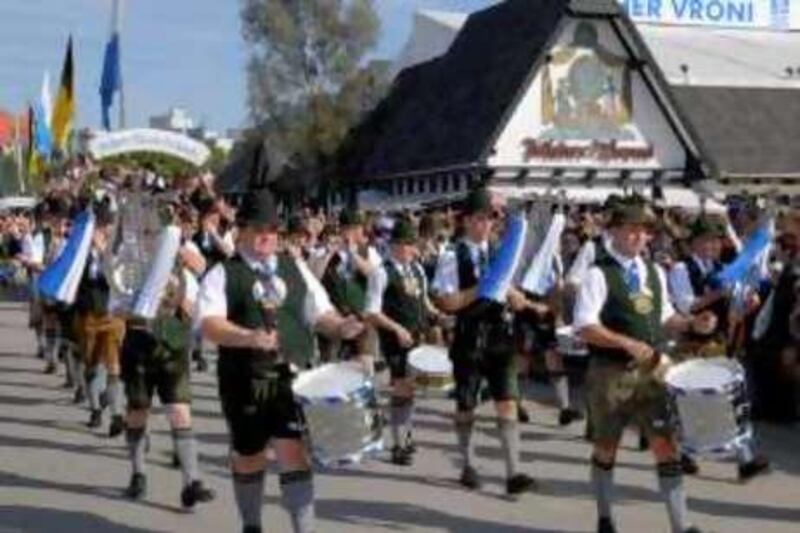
<box><xmin>620</xmin><ymin>0</ymin><xmax>792</xmax><ymax>30</ymax></box>
<box><xmin>88</xmin><ymin>128</ymin><xmax>211</xmax><ymax>167</ymax></box>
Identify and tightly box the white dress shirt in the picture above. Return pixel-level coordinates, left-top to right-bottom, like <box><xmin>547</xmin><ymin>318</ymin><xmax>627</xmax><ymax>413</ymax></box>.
<box><xmin>432</xmin><ymin>239</ymin><xmax>488</xmax><ymax>296</ymax></box>
<box><xmin>669</xmin><ymin>256</ymin><xmax>714</xmax><ymax>315</ymax></box>
<box><xmin>573</xmin><ymin>243</ymin><xmax>676</xmax><ymax>331</ymax></box>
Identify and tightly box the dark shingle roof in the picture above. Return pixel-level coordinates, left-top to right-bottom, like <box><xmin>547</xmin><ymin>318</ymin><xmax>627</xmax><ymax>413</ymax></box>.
<box><xmin>341</xmin><ymin>0</ymin><xmax>712</xmax><ymax>182</ymax></box>
<box><xmin>672</xmin><ymin>86</ymin><xmax>800</xmax><ymax>177</ymax></box>
<box><xmin>342</xmin><ymin>0</ymin><xmax>574</xmax><ymax>180</ymax></box>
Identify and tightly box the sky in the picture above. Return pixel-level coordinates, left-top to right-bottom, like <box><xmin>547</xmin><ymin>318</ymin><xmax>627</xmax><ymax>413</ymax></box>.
<box><xmin>0</xmin><ymin>0</ymin><xmax>495</xmax><ymax>133</ymax></box>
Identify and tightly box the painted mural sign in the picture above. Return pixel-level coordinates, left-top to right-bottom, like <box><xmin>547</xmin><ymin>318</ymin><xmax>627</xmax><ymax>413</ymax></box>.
<box><xmin>619</xmin><ymin>0</ymin><xmax>792</xmax><ymax>29</ymax></box>
<box><xmin>521</xmin><ymin>22</ymin><xmax>656</xmax><ymax>166</ymax></box>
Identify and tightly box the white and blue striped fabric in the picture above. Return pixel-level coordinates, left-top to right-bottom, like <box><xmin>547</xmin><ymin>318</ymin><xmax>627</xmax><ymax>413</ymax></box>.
<box><xmin>521</xmin><ymin>212</ymin><xmax>566</xmax><ymax>296</ymax></box>
<box><xmin>478</xmin><ymin>212</ymin><xmax>528</xmax><ymax>303</ymax></box>
<box><xmin>38</xmin><ymin>210</ymin><xmax>95</xmax><ymax>305</ymax></box>
<box><xmin>132</xmin><ymin>225</ymin><xmax>183</xmax><ymax>319</ymax></box>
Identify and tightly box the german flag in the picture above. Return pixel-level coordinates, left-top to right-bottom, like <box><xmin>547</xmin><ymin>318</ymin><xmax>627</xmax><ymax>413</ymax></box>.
<box><xmin>51</xmin><ymin>36</ymin><xmax>75</xmax><ymax>153</ymax></box>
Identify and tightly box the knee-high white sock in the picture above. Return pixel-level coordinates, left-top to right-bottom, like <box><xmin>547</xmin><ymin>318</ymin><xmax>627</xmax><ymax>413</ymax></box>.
<box><xmin>280</xmin><ymin>470</ymin><xmax>315</xmax><ymax>533</ymax></box>
<box><xmin>657</xmin><ymin>461</ymin><xmax>690</xmax><ymax>533</ymax></box>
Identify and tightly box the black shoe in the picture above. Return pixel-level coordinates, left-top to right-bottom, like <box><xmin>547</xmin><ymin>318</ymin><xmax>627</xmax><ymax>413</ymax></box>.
<box><xmin>87</xmin><ymin>410</ymin><xmax>102</xmax><ymax>429</ymax></box>
<box><xmin>683</xmin><ymin>527</ymin><xmax>702</xmax><ymax>533</ymax></box>
<box><xmin>391</xmin><ymin>446</ymin><xmax>413</xmax><ymax>466</ymax></box>
<box><xmin>459</xmin><ymin>466</ymin><xmax>482</xmax><ymax>490</ymax></box>
<box><xmin>62</xmin><ymin>377</ymin><xmax>74</xmax><ymax>389</ymax></box>
<box><xmin>681</xmin><ymin>454</ymin><xmax>700</xmax><ymax>475</ymax></box>
<box><xmin>506</xmin><ymin>473</ymin><xmax>537</xmax><ymax>495</ymax></box>
<box><xmin>181</xmin><ymin>480</ymin><xmax>216</xmax><ymax>509</ymax></box>
<box><xmin>738</xmin><ymin>456</ymin><xmax>770</xmax><ymax>482</ymax></box>
<box><xmin>597</xmin><ymin>517</ymin><xmax>617</xmax><ymax>533</ymax></box>
<box><xmin>109</xmin><ymin>415</ymin><xmax>125</xmax><ymax>438</ymax></box>
<box><xmin>73</xmin><ymin>388</ymin><xmax>86</xmax><ymax>404</ymax></box>
<box><xmin>558</xmin><ymin>408</ymin><xmax>583</xmax><ymax>426</ymax></box>
<box><xmin>517</xmin><ymin>405</ymin><xmax>531</xmax><ymax>423</ymax></box>
<box><xmin>242</xmin><ymin>527</ymin><xmax>262</xmax><ymax>533</ymax></box>
<box><xmin>195</xmin><ymin>358</ymin><xmax>209</xmax><ymax>373</ymax></box>
<box><xmin>172</xmin><ymin>452</ymin><xmax>181</xmax><ymax>469</ymax></box>
<box><xmin>44</xmin><ymin>362</ymin><xmax>57</xmax><ymax>375</ymax></box>
<box><xmin>404</xmin><ymin>431</ymin><xmax>417</xmax><ymax>455</ymax></box>
<box><xmin>125</xmin><ymin>473</ymin><xmax>147</xmax><ymax>500</ymax></box>
<box><xmin>638</xmin><ymin>434</ymin><xmax>649</xmax><ymax>451</ymax></box>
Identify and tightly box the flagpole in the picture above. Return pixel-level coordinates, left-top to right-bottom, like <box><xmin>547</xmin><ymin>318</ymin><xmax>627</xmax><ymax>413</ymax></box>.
<box><xmin>14</xmin><ymin>114</ymin><xmax>25</xmax><ymax>194</ymax></box>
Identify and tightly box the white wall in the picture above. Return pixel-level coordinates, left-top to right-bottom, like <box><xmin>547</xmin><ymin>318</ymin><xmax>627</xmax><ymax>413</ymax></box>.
<box><xmin>487</xmin><ymin>19</ymin><xmax>686</xmax><ymax>171</ymax></box>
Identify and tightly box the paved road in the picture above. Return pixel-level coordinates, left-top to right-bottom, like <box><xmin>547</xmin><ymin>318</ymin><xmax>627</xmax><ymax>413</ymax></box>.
<box><xmin>0</xmin><ymin>302</ymin><xmax>798</xmax><ymax>532</ymax></box>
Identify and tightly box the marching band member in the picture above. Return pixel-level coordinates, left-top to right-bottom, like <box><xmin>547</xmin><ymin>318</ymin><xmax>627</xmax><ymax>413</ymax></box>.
<box><xmin>73</xmin><ymin>201</ymin><xmax>127</xmax><ymax>436</ymax></box>
<box><xmin>121</xmin><ymin>225</ymin><xmax>216</xmax><ymax>508</ymax></box>
<box><xmin>321</xmin><ymin>208</ymin><xmax>381</xmax><ymax>361</ymax></box>
<box><xmin>198</xmin><ymin>183</ymin><xmax>363</xmax><ymax>533</ymax></box>
<box><xmin>669</xmin><ymin>217</ymin><xmax>770</xmax><ymax>481</ymax></box>
<box><xmin>574</xmin><ymin>196</ymin><xmax>713</xmax><ymax>533</ymax></box>
<box><xmin>366</xmin><ymin>217</ymin><xmax>444</xmax><ymax>466</ymax></box>
<box><xmin>432</xmin><ymin>187</ymin><xmax>536</xmax><ymax>495</ymax></box>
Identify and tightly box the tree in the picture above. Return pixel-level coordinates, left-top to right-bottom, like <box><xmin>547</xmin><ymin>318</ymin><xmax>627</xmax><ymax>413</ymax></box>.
<box><xmin>240</xmin><ymin>0</ymin><xmax>388</xmax><ymax>195</ymax></box>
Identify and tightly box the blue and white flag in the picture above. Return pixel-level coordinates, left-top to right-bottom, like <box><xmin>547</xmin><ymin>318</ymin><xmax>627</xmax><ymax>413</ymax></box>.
<box><xmin>39</xmin><ymin>210</ymin><xmax>95</xmax><ymax>304</ymax></box>
<box><xmin>522</xmin><ymin>212</ymin><xmax>566</xmax><ymax>296</ymax></box>
<box><xmin>132</xmin><ymin>226</ymin><xmax>182</xmax><ymax>319</ymax></box>
<box><xmin>714</xmin><ymin>217</ymin><xmax>775</xmax><ymax>288</ymax></box>
<box><xmin>478</xmin><ymin>212</ymin><xmax>528</xmax><ymax>303</ymax></box>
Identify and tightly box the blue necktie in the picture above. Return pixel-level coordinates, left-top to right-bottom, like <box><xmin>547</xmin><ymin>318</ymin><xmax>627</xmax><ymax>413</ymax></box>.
<box><xmin>625</xmin><ymin>263</ymin><xmax>641</xmax><ymax>293</ymax></box>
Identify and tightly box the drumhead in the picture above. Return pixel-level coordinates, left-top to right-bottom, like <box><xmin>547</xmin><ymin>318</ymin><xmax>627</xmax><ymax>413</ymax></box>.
<box><xmin>293</xmin><ymin>362</ymin><xmax>367</xmax><ymax>400</ymax></box>
<box><xmin>556</xmin><ymin>325</ymin><xmax>575</xmax><ymax>338</ymax></box>
<box><xmin>665</xmin><ymin>357</ymin><xmax>742</xmax><ymax>392</ymax></box>
<box><xmin>408</xmin><ymin>345</ymin><xmax>452</xmax><ymax>374</ymax></box>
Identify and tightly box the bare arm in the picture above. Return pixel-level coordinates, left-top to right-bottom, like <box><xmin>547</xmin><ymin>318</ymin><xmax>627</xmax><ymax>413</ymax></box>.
<box><xmin>201</xmin><ymin>316</ymin><xmax>276</xmax><ymax>351</ymax></box>
<box><xmin>434</xmin><ymin>287</ymin><xmax>478</xmax><ymax>314</ymax></box>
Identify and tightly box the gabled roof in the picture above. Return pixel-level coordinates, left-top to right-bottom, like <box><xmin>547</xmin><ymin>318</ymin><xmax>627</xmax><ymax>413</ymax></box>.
<box><xmin>672</xmin><ymin>86</ymin><xmax>800</xmax><ymax>178</ymax></box>
<box><xmin>341</xmin><ymin>0</ymin><xmax>708</xmax><ymax>182</ymax></box>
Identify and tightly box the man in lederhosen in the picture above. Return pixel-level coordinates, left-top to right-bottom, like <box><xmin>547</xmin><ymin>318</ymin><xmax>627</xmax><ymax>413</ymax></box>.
<box><xmin>321</xmin><ymin>208</ymin><xmax>380</xmax><ymax>361</ymax></box>
<box><xmin>198</xmin><ymin>183</ymin><xmax>364</xmax><ymax>533</ymax></box>
<box><xmin>574</xmin><ymin>196</ymin><xmax>714</xmax><ymax>533</ymax></box>
<box><xmin>73</xmin><ymin>203</ymin><xmax>127</xmax><ymax>436</ymax></box>
<box><xmin>121</xmin><ymin>225</ymin><xmax>216</xmax><ymax>508</ymax></box>
<box><xmin>669</xmin><ymin>216</ymin><xmax>770</xmax><ymax>480</ymax></box>
<box><xmin>366</xmin><ymin>218</ymin><xmax>444</xmax><ymax>466</ymax></box>
<box><xmin>432</xmin><ymin>187</ymin><xmax>537</xmax><ymax>495</ymax></box>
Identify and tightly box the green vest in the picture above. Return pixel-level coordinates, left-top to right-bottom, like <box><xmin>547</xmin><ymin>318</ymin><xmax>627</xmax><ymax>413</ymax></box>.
<box><xmin>590</xmin><ymin>255</ymin><xmax>664</xmax><ymax>362</ymax></box>
<box><xmin>323</xmin><ymin>248</ymin><xmax>368</xmax><ymax>315</ymax></box>
<box><xmin>219</xmin><ymin>254</ymin><xmax>313</xmax><ymax>373</ymax></box>
<box><xmin>275</xmin><ymin>253</ymin><xmax>315</xmax><ymax>368</ymax></box>
<box><xmin>381</xmin><ymin>259</ymin><xmax>427</xmax><ymax>335</ymax></box>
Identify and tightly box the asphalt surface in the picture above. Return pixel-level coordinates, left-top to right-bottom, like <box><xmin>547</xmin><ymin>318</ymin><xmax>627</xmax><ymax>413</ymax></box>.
<box><xmin>0</xmin><ymin>302</ymin><xmax>798</xmax><ymax>532</ymax></box>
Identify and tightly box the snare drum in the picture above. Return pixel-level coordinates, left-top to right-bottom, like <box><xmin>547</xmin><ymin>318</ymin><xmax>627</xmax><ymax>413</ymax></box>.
<box><xmin>556</xmin><ymin>326</ymin><xmax>588</xmax><ymax>357</ymax></box>
<box><xmin>664</xmin><ymin>357</ymin><xmax>752</xmax><ymax>458</ymax></box>
<box><xmin>293</xmin><ymin>362</ymin><xmax>383</xmax><ymax>467</ymax></box>
<box><xmin>408</xmin><ymin>344</ymin><xmax>453</xmax><ymax>395</ymax></box>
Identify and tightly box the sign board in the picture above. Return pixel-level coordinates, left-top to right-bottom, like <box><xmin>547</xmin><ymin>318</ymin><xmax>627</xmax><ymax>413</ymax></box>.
<box><xmin>489</xmin><ymin>20</ymin><xmax>685</xmax><ymax>170</ymax></box>
<box><xmin>88</xmin><ymin>128</ymin><xmax>211</xmax><ymax>167</ymax></box>
<box><xmin>619</xmin><ymin>0</ymin><xmax>793</xmax><ymax>30</ymax></box>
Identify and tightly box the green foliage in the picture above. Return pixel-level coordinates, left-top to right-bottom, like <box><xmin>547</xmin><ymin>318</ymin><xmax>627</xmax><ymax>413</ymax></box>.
<box><xmin>240</xmin><ymin>0</ymin><xmax>388</xmax><ymax>185</ymax></box>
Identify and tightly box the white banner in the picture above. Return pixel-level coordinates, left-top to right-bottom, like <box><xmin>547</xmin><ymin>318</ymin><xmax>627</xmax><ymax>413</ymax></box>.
<box><xmin>620</xmin><ymin>0</ymin><xmax>792</xmax><ymax>29</ymax></box>
<box><xmin>88</xmin><ymin>128</ymin><xmax>211</xmax><ymax>166</ymax></box>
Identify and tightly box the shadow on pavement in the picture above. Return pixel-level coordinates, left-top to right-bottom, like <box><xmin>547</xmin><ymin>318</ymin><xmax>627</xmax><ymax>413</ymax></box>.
<box><xmin>0</xmin><ymin>506</ymin><xmax>159</xmax><ymax>533</ymax></box>
<box><xmin>311</xmin><ymin>498</ymin><xmax>580</xmax><ymax>533</ymax></box>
